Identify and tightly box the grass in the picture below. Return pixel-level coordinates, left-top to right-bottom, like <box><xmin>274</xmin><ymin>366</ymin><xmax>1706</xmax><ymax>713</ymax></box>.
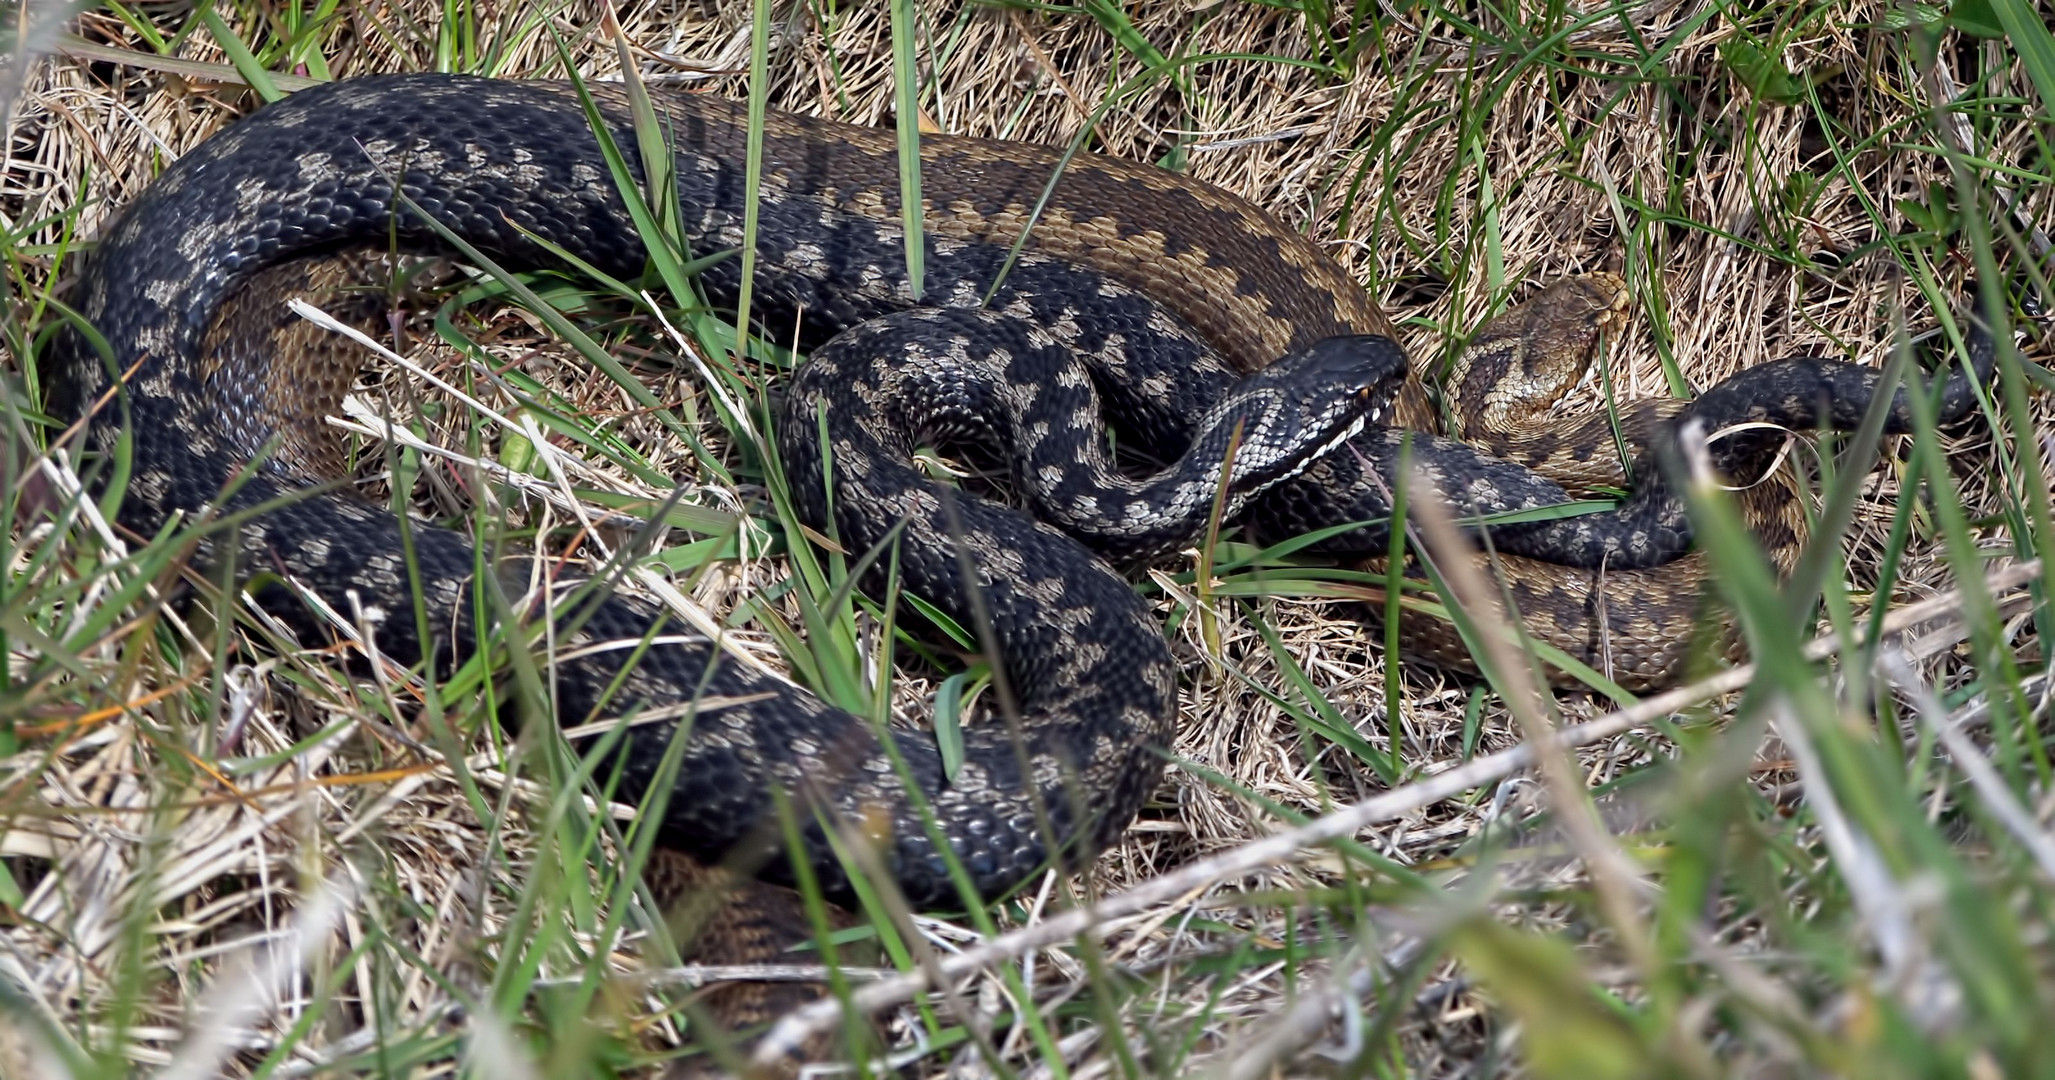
<box><xmin>1</xmin><ymin>0</ymin><xmax>2053</xmax><ymax>1076</ymax></box>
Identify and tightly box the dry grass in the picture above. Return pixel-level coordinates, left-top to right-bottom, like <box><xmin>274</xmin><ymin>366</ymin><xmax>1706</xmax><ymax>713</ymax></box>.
<box><xmin>2</xmin><ymin>0</ymin><xmax>2052</xmax><ymax>1076</ymax></box>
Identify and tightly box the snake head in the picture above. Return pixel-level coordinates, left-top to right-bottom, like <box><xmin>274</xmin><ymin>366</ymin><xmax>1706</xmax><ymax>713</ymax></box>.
<box><xmin>1197</xmin><ymin>334</ymin><xmax>1408</xmax><ymax>498</ymax></box>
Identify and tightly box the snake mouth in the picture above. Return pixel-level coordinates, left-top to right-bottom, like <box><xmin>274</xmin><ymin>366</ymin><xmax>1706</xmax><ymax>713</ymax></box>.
<box><xmin>1320</xmin><ymin>381</ymin><xmax>1397</xmax><ymax>456</ymax></box>
<box><xmin>1320</xmin><ymin>409</ymin><xmax>1374</xmax><ymax>458</ymax></box>
<box><xmin>1258</xmin><ymin>395</ymin><xmax>1387</xmax><ymax>492</ymax></box>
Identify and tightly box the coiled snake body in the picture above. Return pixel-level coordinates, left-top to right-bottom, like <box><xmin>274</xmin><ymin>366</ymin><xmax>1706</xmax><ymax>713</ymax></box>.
<box><xmin>49</xmin><ymin>73</ymin><xmax>1993</xmax><ymax>1039</ymax></box>
<box><xmin>50</xmin><ymin>74</ymin><xmax>1413</xmax><ymax>907</ymax></box>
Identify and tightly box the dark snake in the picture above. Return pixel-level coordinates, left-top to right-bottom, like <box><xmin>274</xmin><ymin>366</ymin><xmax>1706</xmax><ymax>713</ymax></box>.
<box><xmin>45</xmin><ymin>74</ymin><xmax>1998</xmax><ymax>1047</ymax></box>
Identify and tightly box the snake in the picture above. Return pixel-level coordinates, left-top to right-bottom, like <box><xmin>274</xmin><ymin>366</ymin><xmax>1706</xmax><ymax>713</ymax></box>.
<box><xmin>45</xmin><ymin>72</ymin><xmax>1997</xmax><ymax>1057</ymax></box>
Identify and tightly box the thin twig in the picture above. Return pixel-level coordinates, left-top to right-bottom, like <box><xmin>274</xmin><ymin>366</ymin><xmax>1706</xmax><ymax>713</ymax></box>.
<box><xmin>531</xmin><ymin>963</ymin><xmax>897</xmax><ymax>989</ymax></box>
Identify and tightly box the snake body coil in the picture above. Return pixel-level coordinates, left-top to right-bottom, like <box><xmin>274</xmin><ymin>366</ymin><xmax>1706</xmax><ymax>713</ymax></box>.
<box><xmin>48</xmin><ymin>74</ymin><xmax>1409</xmax><ymax>905</ymax></box>
<box><xmin>50</xmin><ymin>74</ymin><xmax>1994</xmax><ymax>912</ymax></box>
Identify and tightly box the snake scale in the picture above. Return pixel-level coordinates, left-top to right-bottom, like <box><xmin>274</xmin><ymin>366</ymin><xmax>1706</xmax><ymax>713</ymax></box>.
<box><xmin>47</xmin><ymin>73</ymin><xmax>1996</xmax><ymax>1055</ymax></box>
